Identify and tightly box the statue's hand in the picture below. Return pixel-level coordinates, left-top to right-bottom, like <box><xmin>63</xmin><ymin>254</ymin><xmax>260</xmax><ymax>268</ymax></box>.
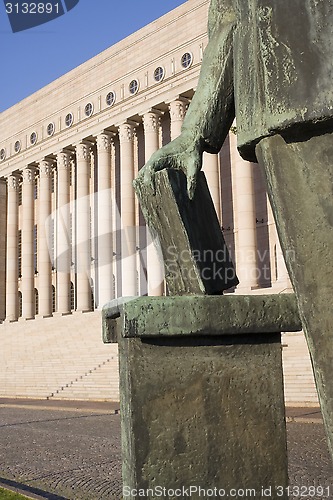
<box><xmin>134</xmin><ymin>133</ymin><xmax>203</xmax><ymax>199</ymax></box>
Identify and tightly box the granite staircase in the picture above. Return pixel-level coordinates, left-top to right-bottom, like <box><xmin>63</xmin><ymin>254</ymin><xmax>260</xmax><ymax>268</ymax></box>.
<box><xmin>0</xmin><ymin>311</ymin><xmax>119</xmax><ymax>401</ymax></box>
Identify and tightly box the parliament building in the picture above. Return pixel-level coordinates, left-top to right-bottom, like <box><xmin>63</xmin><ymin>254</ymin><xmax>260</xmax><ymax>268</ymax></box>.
<box><xmin>0</xmin><ymin>0</ymin><xmax>318</xmax><ymax>405</ymax></box>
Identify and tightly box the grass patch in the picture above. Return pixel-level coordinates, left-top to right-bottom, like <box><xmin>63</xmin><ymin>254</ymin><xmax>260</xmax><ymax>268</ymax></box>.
<box><xmin>0</xmin><ymin>487</ymin><xmax>30</xmax><ymax>499</ymax></box>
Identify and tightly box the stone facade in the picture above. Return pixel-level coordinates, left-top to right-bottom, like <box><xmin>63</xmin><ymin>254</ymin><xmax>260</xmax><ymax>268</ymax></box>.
<box><xmin>0</xmin><ymin>0</ymin><xmax>318</xmax><ymax>404</ymax></box>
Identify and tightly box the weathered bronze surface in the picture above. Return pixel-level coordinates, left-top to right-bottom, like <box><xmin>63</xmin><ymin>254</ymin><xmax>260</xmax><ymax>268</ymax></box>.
<box><xmin>104</xmin><ymin>296</ymin><xmax>296</xmax><ymax>499</ymax></box>
<box><xmin>256</xmin><ymin>133</ymin><xmax>333</xmax><ymax>458</ymax></box>
<box><xmin>134</xmin><ymin>169</ymin><xmax>238</xmax><ymax>295</ymax></box>
<box><xmin>134</xmin><ymin>0</ymin><xmax>333</xmax><ymax>463</ymax></box>
<box><xmin>103</xmin><ymin>294</ymin><xmax>301</xmax><ymax>343</ymax></box>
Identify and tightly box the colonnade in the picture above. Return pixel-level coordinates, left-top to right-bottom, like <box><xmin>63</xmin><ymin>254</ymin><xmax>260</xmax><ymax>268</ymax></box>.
<box><xmin>0</xmin><ymin>98</ymin><xmax>290</xmax><ymax>323</ymax></box>
<box><xmin>1</xmin><ymin>100</ymin><xmax>184</xmax><ymax>321</ymax></box>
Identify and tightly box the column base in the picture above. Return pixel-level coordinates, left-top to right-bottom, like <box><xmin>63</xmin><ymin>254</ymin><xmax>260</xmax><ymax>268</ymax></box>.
<box><xmin>53</xmin><ymin>311</ymin><xmax>72</xmax><ymax>317</ymax></box>
<box><xmin>234</xmin><ymin>284</ymin><xmax>253</xmax><ymax>294</ymax></box>
<box><xmin>271</xmin><ymin>281</ymin><xmax>293</xmax><ymax>293</ymax></box>
<box><xmin>4</xmin><ymin>318</ymin><xmax>19</xmax><ymax>324</ymax></box>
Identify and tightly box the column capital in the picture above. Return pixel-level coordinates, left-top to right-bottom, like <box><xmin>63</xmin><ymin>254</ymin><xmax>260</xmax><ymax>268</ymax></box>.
<box><xmin>142</xmin><ymin>111</ymin><xmax>161</xmax><ymax>134</ymax></box>
<box><xmin>22</xmin><ymin>166</ymin><xmax>36</xmax><ymax>184</ymax></box>
<box><xmin>56</xmin><ymin>150</ymin><xmax>72</xmax><ymax>170</ymax></box>
<box><xmin>118</xmin><ymin>122</ymin><xmax>136</xmax><ymax>143</ymax></box>
<box><xmin>96</xmin><ymin>132</ymin><xmax>114</xmax><ymax>152</ymax></box>
<box><xmin>166</xmin><ymin>96</ymin><xmax>190</xmax><ymax>105</ymax></box>
<box><xmin>76</xmin><ymin>142</ymin><xmax>91</xmax><ymax>161</ymax></box>
<box><xmin>39</xmin><ymin>159</ymin><xmax>53</xmax><ymax>178</ymax></box>
<box><xmin>6</xmin><ymin>174</ymin><xmax>20</xmax><ymax>191</ymax></box>
<box><xmin>168</xmin><ymin>98</ymin><xmax>189</xmax><ymax>122</ymax></box>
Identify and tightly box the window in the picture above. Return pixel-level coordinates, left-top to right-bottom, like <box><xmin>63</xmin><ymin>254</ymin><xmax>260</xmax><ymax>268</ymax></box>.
<box><xmin>14</xmin><ymin>140</ymin><xmax>21</xmax><ymax>153</ymax></box>
<box><xmin>34</xmin><ymin>288</ymin><xmax>39</xmax><ymax>316</ymax></box>
<box><xmin>34</xmin><ymin>175</ymin><xmax>38</xmax><ymax>200</ymax></box>
<box><xmin>51</xmin><ymin>170</ymin><xmax>55</xmax><ymax>193</ymax></box>
<box><xmin>129</xmin><ymin>79</ymin><xmax>139</xmax><ymax>95</ymax></box>
<box><xmin>47</xmin><ymin>122</ymin><xmax>55</xmax><ymax>136</ymax></box>
<box><xmin>69</xmin><ymin>163</ymin><xmax>73</xmax><ymax>186</ymax></box>
<box><xmin>84</xmin><ymin>102</ymin><xmax>93</xmax><ymax>117</ymax></box>
<box><xmin>65</xmin><ymin>113</ymin><xmax>73</xmax><ymax>127</ymax></box>
<box><xmin>90</xmin><ymin>279</ymin><xmax>94</xmax><ymax>310</ymax></box>
<box><xmin>18</xmin><ymin>229</ymin><xmax>22</xmax><ymax>278</ymax></box>
<box><xmin>18</xmin><ymin>182</ymin><xmax>22</xmax><ymax>206</ymax></box>
<box><xmin>106</xmin><ymin>91</ymin><xmax>116</xmax><ymax>106</ymax></box>
<box><xmin>70</xmin><ymin>282</ymin><xmax>75</xmax><ymax>311</ymax></box>
<box><xmin>181</xmin><ymin>52</ymin><xmax>193</xmax><ymax>69</ymax></box>
<box><xmin>30</xmin><ymin>132</ymin><xmax>37</xmax><ymax>145</ymax></box>
<box><xmin>154</xmin><ymin>66</ymin><xmax>165</xmax><ymax>82</ymax></box>
<box><xmin>0</xmin><ymin>148</ymin><xmax>5</xmax><ymax>161</ymax></box>
<box><xmin>18</xmin><ymin>292</ymin><xmax>22</xmax><ymax>318</ymax></box>
<box><xmin>34</xmin><ymin>224</ymin><xmax>38</xmax><ymax>274</ymax></box>
<box><xmin>52</xmin><ymin>285</ymin><xmax>56</xmax><ymax>313</ymax></box>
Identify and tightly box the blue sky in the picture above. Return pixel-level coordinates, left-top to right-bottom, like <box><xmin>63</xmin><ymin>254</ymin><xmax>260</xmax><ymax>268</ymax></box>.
<box><xmin>0</xmin><ymin>0</ymin><xmax>186</xmax><ymax>113</ymax></box>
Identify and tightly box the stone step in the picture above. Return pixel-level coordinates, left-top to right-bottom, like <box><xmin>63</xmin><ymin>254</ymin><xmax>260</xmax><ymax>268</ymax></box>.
<box><xmin>0</xmin><ymin>310</ymin><xmax>119</xmax><ymax>401</ymax></box>
<box><xmin>0</xmin><ymin>314</ymin><xmax>320</xmax><ymax>404</ymax></box>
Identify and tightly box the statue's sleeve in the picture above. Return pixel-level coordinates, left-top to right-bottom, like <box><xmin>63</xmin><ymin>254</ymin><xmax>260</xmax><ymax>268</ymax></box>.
<box><xmin>182</xmin><ymin>0</ymin><xmax>236</xmax><ymax>154</ymax></box>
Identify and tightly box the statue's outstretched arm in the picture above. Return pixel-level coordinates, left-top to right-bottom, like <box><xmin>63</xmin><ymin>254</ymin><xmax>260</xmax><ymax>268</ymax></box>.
<box><xmin>135</xmin><ymin>0</ymin><xmax>236</xmax><ymax>198</ymax></box>
<box><xmin>182</xmin><ymin>0</ymin><xmax>236</xmax><ymax>154</ymax></box>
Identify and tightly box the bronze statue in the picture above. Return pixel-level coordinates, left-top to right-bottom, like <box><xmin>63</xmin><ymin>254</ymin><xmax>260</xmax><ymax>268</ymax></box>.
<box><xmin>135</xmin><ymin>0</ymin><xmax>333</xmax><ymax>461</ymax></box>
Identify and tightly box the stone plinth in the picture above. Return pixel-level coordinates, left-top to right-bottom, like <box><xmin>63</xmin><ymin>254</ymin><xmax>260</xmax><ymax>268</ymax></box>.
<box><xmin>103</xmin><ymin>294</ymin><xmax>301</xmax><ymax>500</ymax></box>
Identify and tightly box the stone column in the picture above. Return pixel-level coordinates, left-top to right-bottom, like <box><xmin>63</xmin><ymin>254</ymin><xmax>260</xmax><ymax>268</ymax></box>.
<box><xmin>265</xmin><ymin>194</ymin><xmax>277</xmax><ymax>282</ymax></box>
<box><xmin>97</xmin><ymin>132</ymin><xmax>113</xmax><ymax>307</ymax></box>
<box><xmin>266</xmin><ymin>200</ymin><xmax>291</xmax><ymax>290</ymax></box>
<box><xmin>143</xmin><ymin>111</ymin><xmax>164</xmax><ymax>296</ymax></box>
<box><xmin>276</xmin><ymin>238</ymin><xmax>290</xmax><ymax>288</ymax></box>
<box><xmin>38</xmin><ymin>160</ymin><xmax>53</xmax><ymax>317</ymax></box>
<box><xmin>21</xmin><ymin>166</ymin><xmax>35</xmax><ymax>319</ymax></box>
<box><xmin>76</xmin><ymin>142</ymin><xmax>92</xmax><ymax>312</ymax></box>
<box><xmin>267</xmin><ymin>195</ymin><xmax>290</xmax><ymax>289</ymax></box>
<box><xmin>0</xmin><ymin>180</ymin><xmax>6</xmax><ymax>321</ymax></box>
<box><xmin>56</xmin><ymin>150</ymin><xmax>71</xmax><ymax>314</ymax></box>
<box><xmin>202</xmin><ymin>152</ymin><xmax>221</xmax><ymax>218</ymax></box>
<box><xmin>229</xmin><ymin>132</ymin><xmax>258</xmax><ymax>292</ymax></box>
<box><xmin>119</xmin><ymin>122</ymin><xmax>137</xmax><ymax>296</ymax></box>
<box><xmin>169</xmin><ymin>98</ymin><xmax>187</xmax><ymax>140</ymax></box>
<box><xmin>5</xmin><ymin>175</ymin><xmax>19</xmax><ymax>321</ymax></box>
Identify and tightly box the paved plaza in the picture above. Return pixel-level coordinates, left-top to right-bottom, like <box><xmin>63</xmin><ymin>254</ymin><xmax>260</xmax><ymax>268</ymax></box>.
<box><xmin>0</xmin><ymin>400</ymin><xmax>332</xmax><ymax>500</ymax></box>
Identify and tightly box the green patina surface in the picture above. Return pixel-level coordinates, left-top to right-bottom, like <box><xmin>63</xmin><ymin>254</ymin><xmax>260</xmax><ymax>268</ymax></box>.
<box><xmin>114</xmin><ymin>0</ymin><xmax>333</xmax><ymax>489</ymax></box>
<box><xmin>118</xmin><ymin>326</ymin><xmax>289</xmax><ymax>499</ymax></box>
<box><xmin>257</xmin><ymin>132</ymin><xmax>333</xmax><ymax>462</ymax></box>
<box><xmin>134</xmin><ymin>169</ymin><xmax>238</xmax><ymax>296</ymax></box>
<box><xmin>103</xmin><ymin>294</ymin><xmax>301</xmax><ymax>343</ymax></box>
